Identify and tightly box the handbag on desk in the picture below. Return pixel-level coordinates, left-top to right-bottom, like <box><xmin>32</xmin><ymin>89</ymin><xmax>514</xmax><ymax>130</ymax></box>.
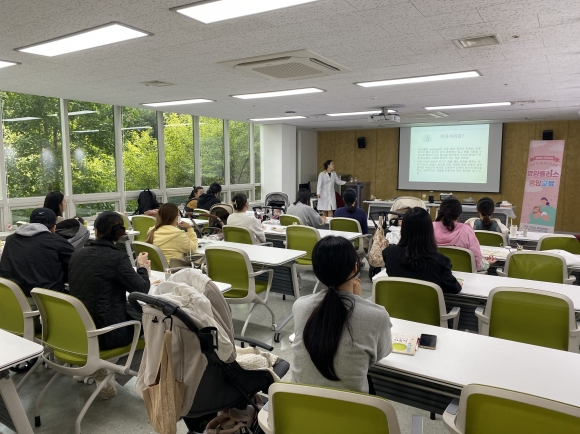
<box><xmin>368</xmin><ymin>216</ymin><xmax>388</xmax><ymax>268</ymax></box>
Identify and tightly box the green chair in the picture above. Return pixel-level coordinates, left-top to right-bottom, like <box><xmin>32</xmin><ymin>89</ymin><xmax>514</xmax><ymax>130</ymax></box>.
<box><xmin>223</xmin><ymin>225</ymin><xmax>273</xmax><ymax>247</ymax></box>
<box><xmin>280</xmin><ymin>215</ymin><xmax>302</xmax><ymax>226</ymax></box>
<box><xmin>497</xmin><ymin>251</ymin><xmax>574</xmax><ymax>284</ymax></box>
<box><xmin>537</xmin><ymin>234</ymin><xmax>580</xmax><ymax>254</ymax></box>
<box><xmin>31</xmin><ymin>288</ymin><xmax>142</xmax><ymax>434</ymax></box>
<box><xmin>372</xmin><ymin>277</ymin><xmax>460</xmax><ymax>329</ymax></box>
<box><xmin>0</xmin><ymin>278</ymin><xmax>39</xmax><ymax>342</ymax></box>
<box><xmin>258</xmin><ymin>383</ymin><xmax>423</xmax><ymax>434</ymax></box>
<box><xmin>443</xmin><ymin>384</ymin><xmax>580</xmax><ymax>434</ymax></box>
<box><xmin>286</xmin><ymin>225</ymin><xmax>320</xmax><ymax>293</ymax></box>
<box><xmin>475</xmin><ymin>287</ymin><xmax>580</xmax><ymax>352</ymax></box>
<box><xmin>131</xmin><ymin>215</ymin><xmax>156</xmax><ymax>242</ymax></box>
<box><xmin>132</xmin><ymin>241</ymin><xmax>169</xmax><ymax>272</ymax></box>
<box><xmin>438</xmin><ymin>246</ymin><xmax>477</xmax><ymax>273</ymax></box>
<box><xmin>116</xmin><ymin>211</ymin><xmax>131</xmax><ymax>231</ymax></box>
<box><xmin>474</xmin><ymin>230</ymin><xmax>507</xmax><ymax>247</ymax></box>
<box><xmin>205</xmin><ymin>245</ymin><xmax>275</xmax><ymax>336</ymax></box>
<box><xmin>329</xmin><ymin>217</ymin><xmax>370</xmax><ymax>259</ymax></box>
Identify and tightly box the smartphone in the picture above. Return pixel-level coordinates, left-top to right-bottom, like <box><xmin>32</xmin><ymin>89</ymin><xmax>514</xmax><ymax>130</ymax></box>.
<box><xmin>419</xmin><ymin>334</ymin><xmax>437</xmax><ymax>350</ymax></box>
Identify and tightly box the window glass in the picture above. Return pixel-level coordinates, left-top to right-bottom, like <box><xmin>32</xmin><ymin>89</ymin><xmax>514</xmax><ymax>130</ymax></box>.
<box><xmin>199</xmin><ymin>117</ymin><xmax>224</xmax><ymax>185</ymax></box>
<box><xmin>126</xmin><ymin>199</ymin><xmax>138</xmax><ymax>213</ymax></box>
<box><xmin>122</xmin><ymin>107</ymin><xmax>159</xmax><ymax>191</ymax></box>
<box><xmin>69</xmin><ymin>100</ymin><xmax>115</xmax><ymax>193</ymax></box>
<box><xmin>254</xmin><ymin>124</ymin><xmax>261</xmax><ymax>185</ymax></box>
<box><xmin>75</xmin><ymin>202</ymin><xmax>116</xmax><ymax>218</ymax></box>
<box><xmin>1</xmin><ymin>92</ymin><xmax>64</xmax><ymax>198</ymax></box>
<box><xmin>255</xmin><ymin>186</ymin><xmax>262</xmax><ymax>201</ymax></box>
<box><xmin>229</xmin><ymin>121</ymin><xmax>250</xmax><ymax>185</ymax></box>
<box><xmin>11</xmin><ymin>208</ymin><xmax>36</xmax><ymax>226</ymax></box>
<box><xmin>167</xmin><ymin>195</ymin><xmax>189</xmax><ymax>208</ymax></box>
<box><xmin>165</xmin><ymin>113</ymin><xmax>194</xmax><ymax>188</ymax></box>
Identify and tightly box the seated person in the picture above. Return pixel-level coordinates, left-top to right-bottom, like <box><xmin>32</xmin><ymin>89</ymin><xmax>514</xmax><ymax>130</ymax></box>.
<box><xmin>44</xmin><ymin>191</ymin><xmax>67</xmax><ymax>223</ymax></box>
<box><xmin>382</xmin><ymin>207</ymin><xmax>461</xmax><ymax>294</ymax></box>
<box><xmin>145</xmin><ymin>203</ymin><xmax>198</xmax><ymax>262</ymax></box>
<box><xmin>197</xmin><ymin>183</ymin><xmax>221</xmax><ymax>210</ymax></box>
<box><xmin>334</xmin><ymin>189</ymin><xmax>369</xmax><ymax>234</ymax></box>
<box><xmin>68</xmin><ymin>211</ymin><xmax>150</xmax><ymax>399</ymax></box>
<box><xmin>226</xmin><ymin>193</ymin><xmax>266</xmax><ymax>244</ymax></box>
<box><xmin>292</xmin><ymin>236</ymin><xmax>392</xmax><ymax>393</ymax></box>
<box><xmin>287</xmin><ymin>188</ymin><xmax>326</xmax><ymax>229</ymax></box>
<box><xmin>433</xmin><ymin>197</ymin><xmax>495</xmax><ymax>271</ymax></box>
<box><xmin>465</xmin><ymin>197</ymin><xmax>509</xmax><ymax>238</ymax></box>
<box><xmin>0</xmin><ymin>208</ymin><xmax>74</xmax><ymax>297</ymax></box>
<box><xmin>185</xmin><ymin>186</ymin><xmax>204</xmax><ymax>212</ymax></box>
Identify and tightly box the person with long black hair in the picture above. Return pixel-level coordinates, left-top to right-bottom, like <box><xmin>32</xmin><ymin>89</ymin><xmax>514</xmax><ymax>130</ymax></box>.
<box><xmin>465</xmin><ymin>197</ymin><xmax>509</xmax><ymax>238</ymax></box>
<box><xmin>287</xmin><ymin>188</ymin><xmax>326</xmax><ymax>228</ymax></box>
<box><xmin>291</xmin><ymin>236</ymin><xmax>392</xmax><ymax>392</ymax></box>
<box><xmin>382</xmin><ymin>207</ymin><xmax>462</xmax><ymax>294</ymax></box>
<box><xmin>334</xmin><ymin>188</ymin><xmax>368</xmax><ymax>234</ymax></box>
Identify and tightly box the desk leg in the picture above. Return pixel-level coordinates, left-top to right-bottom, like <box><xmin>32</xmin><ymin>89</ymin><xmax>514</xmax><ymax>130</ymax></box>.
<box><xmin>0</xmin><ymin>370</ymin><xmax>34</xmax><ymax>434</ymax></box>
<box><xmin>273</xmin><ymin>262</ymin><xmax>301</xmax><ymax>343</ymax></box>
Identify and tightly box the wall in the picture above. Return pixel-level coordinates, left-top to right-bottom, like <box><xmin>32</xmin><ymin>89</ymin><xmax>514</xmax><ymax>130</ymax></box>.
<box><xmin>318</xmin><ymin>121</ymin><xmax>580</xmax><ymax>231</ymax></box>
<box><xmin>261</xmin><ymin>124</ymin><xmax>297</xmax><ymax>197</ymax></box>
<box><xmin>297</xmin><ymin>130</ymin><xmax>318</xmax><ymax>184</ymax></box>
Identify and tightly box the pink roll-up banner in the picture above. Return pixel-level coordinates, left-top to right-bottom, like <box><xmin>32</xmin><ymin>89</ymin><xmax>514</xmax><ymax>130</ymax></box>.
<box><xmin>520</xmin><ymin>140</ymin><xmax>565</xmax><ymax>234</ymax></box>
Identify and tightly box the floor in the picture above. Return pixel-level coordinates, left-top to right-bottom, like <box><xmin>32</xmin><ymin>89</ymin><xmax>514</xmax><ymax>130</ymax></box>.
<box><xmin>2</xmin><ymin>264</ymin><xmax>449</xmax><ymax>434</ymax></box>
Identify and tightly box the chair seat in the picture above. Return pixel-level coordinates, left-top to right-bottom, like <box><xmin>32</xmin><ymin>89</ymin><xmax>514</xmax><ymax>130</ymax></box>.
<box><xmin>295</xmin><ymin>258</ymin><xmax>313</xmax><ymax>266</ymax></box>
<box><xmin>225</xmin><ymin>280</ymin><xmax>268</xmax><ymax>299</ymax></box>
<box><xmin>53</xmin><ymin>338</ymin><xmax>145</xmax><ymax>365</ymax></box>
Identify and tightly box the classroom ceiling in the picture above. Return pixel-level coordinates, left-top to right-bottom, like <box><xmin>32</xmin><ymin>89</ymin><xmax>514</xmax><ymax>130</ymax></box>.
<box><xmin>0</xmin><ymin>0</ymin><xmax>579</xmax><ymax>130</ymax></box>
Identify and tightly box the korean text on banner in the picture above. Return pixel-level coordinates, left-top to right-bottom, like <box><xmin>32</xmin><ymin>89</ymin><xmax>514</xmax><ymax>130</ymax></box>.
<box><xmin>520</xmin><ymin>140</ymin><xmax>565</xmax><ymax>234</ymax></box>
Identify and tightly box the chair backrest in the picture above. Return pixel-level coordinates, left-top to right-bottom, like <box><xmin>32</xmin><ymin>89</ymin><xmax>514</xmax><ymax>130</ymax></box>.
<box><xmin>505</xmin><ymin>251</ymin><xmax>567</xmax><ymax>284</ymax></box>
<box><xmin>267</xmin><ymin>383</ymin><xmax>401</xmax><ymax>434</ymax></box>
<box><xmin>449</xmin><ymin>384</ymin><xmax>580</xmax><ymax>434</ymax></box>
<box><xmin>117</xmin><ymin>211</ymin><xmax>131</xmax><ymax>230</ymax></box>
<box><xmin>484</xmin><ymin>287</ymin><xmax>575</xmax><ymax>351</ymax></box>
<box><xmin>372</xmin><ymin>277</ymin><xmax>448</xmax><ymax>327</ymax></box>
<box><xmin>223</xmin><ymin>225</ymin><xmax>255</xmax><ymax>245</ymax></box>
<box><xmin>132</xmin><ymin>241</ymin><xmax>169</xmax><ymax>272</ymax></box>
<box><xmin>194</xmin><ymin>208</ymin><xmax>210</xmax><ymax>220</ymax></box>
<box><xmin>438</xmin><ymin>246</ymin><xmax>477</xmax><ymax>273</ymax></box>
<box><xmin>31</xmin><ymin>288</ymin><xmax>95</xmax><ymax>356</ymax></box>
<box><xmin>286</xmin><ymin>225</ymin><xmax>320</xmax><ymax>263</ymax></box>
<box><xmin>205</xmin><ymin>246</ymin><xmax>254</xmax><ymax>297</ymax></box>
<box><xmin>474</xmin><ymin>230</ymin><xmax>506</xmax><ymax>247</ymax></box>
<box><xmin>330</xmin><ymin>217</ymin><xmax>362</xmax><ymax>249</ymax></box>
<box><xmin>537</xmin><ymin>235</ymin><xmax>580</xmax><ymax>254</ymax></box>
<box><xmin>0</xmin><ymin>278</ymin><xmax>32</xmax><ymax>338</ymax></box>
<box><xmin>132</xmin><ymin>215</ymin><xmax>156</xmax><ymax>242</ymax></box>
<box><xmin>280</xmin><ymin>214</ymin><xmax>302</xmax><ymax>226</ymax></box>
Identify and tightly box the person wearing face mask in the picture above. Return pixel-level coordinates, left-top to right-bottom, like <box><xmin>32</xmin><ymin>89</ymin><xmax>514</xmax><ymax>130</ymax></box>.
<box><xmin>145</xmin><ymin>203</ymin><xmax>198</xmax><ymax>263</ymax></box>
<box><xmin>291</xmin><ymin>236</ymin><xmax>392</xmax><ymax>393</ymax></box>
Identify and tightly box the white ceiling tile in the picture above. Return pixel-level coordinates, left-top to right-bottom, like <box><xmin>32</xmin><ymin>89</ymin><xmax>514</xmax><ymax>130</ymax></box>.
<box><xmin>409</xmin><ymin>0</ymin><xmax>508</xmax><ymax>17</ymax></box>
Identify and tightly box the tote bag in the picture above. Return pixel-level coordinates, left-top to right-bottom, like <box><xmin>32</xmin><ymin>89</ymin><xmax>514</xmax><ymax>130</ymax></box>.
<box><xmin>368</xmin><ymin>216</ymin><xmax>388</xmax><ymax>268</ymax></box>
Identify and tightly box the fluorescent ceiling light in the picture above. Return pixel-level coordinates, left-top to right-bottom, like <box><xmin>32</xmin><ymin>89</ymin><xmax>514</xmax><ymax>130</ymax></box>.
<box><xmin>69</xmin><ymin>110</ymin><xmax>97</xmax><ymax>116</ymax></box>
<box><xmin>356</xmin><ymin>71</ymin><xmax>481</xmax><ymax>88</ymax></box>
<box><xmin>2</xmin><ymin>117</ymin><xmax>41</xmax><ymax>122</ymax></box>
<box><xmin>249</xmin><ymin>116</ymin><xmax>307</xmax><ymax>121</ymax></box>
<box><xmin>326</xmin><ymin>110</ymin><xmax>395</xmax><ymax>117</ymax></box>
<box><xmin>122</xmin><ymin>126</ymin><xmax>153</xmax><ymax>130</ymax></box>
<box><xmin>142</xmin><ymin>99</ymin><xmax>214</xmax><ymax>107</ymax></box>
<box><xmin>15</xmin><ymin>22</ymin><xmax>150</xmax><ymax>57</ymax></box>
<box><xmin>165</xmin><ymin>123</ymin><xmax>192</xmax><ymax>127</ymax></box>
<box><xmin>233</xmin><ymin>88</ymin><xmax>324</xmax><ymax>100</ymax></box>
<box><xmin>71</xmin><ymin>130</ymin><xmax>100</xmax><ymax>133</ymax></box>
<box><xmin>174</xmin><ymin>0</ymin><xmax>319</xmax><ymax>24</ymax></box>
<box><xmin>425</xmin><ymin>102</ymin><xmax>512</xmax><ymax>110</ymax></box>
<box><xmin>0</xmin><ymin>60</ymin><xmax>19</xmax><ymax>69</ymax></box>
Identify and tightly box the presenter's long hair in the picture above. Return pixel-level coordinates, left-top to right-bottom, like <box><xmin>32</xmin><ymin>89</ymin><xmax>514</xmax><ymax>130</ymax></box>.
<box><xmin>476</xmin><ymin>197</ymin><xmax>495</xmax><ymax>229</ymax></box>
<box><xmin>436</xmin><ymin>197</ymin><xmax>462</xmax><ymax>231</ymax></box>
<box><xmin>303</xmin><ymin>236</ymin><xmax>358</xmax><ymax>381</ymax></box>
<box><xmin>399</xmin><ymin>207</ymin><xmax>438</xmax><ymax>271</ymax></box>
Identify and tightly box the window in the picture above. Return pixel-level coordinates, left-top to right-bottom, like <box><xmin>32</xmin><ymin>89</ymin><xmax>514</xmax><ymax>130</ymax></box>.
<box><xmin>2</xmin><ymin>92</ymin><xmax>64</xmax><ymax>198</ymax></box>
<box><xmin>254</xmin><ymin>124</ymin><xmax>261</xmax><ymax>186</ymax></box>
<box><xmin>229</xmin><ymin>121</ymin><xmax>250</xmax><ymax>185</ymax></box>
<box><xmin>165</xmin><ymin>113</ymin><xmax>194</xmax><ymax>188</ymax></box>
<box><xmin>75</xmin><ymin>202</ymin><xmax>116</xmax><ymax>218</ymax></box>
<box><xmin>255</xmin><ymin>186</ymin><xmax>262</xmax><ymax>202</ymax></box>
<box><xmin>199</xmin><ymin>117</ymin><xmax>224</xmax><ymax>185</ymax></box>
<box><xmin>122</xmin><ymin>107</ymin><xmax>159</xmax><ymax>191</ymax></box>
<box><xmin>11</xmin><ymin>208</ymin><xmax>36</xmax><ymax>226</ymax></box>
<box><xmin>167</xmin><ymin>195</ymin><xmax>190</xmax><ymax>207</ymax></box>
<box><xmin>69</xmin><ymin>100</ymin><xmax>116</xmax><ymax>194</ymax></box>
<box><xmin>126</xmin><ymin>199</ymin><xmax>138</xmax><ymax>213</ymax></box>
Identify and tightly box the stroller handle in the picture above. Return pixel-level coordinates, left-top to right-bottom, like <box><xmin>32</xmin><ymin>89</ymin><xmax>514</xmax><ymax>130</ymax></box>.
<box><xmin>369</xmin><ymin>210</ymin><xmax>405</xmax><ymax>229</ymax></box>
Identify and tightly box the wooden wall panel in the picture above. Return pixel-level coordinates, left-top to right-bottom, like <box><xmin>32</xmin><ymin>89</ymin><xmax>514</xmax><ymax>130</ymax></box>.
<box><xmin>316</xmin><ymin>120</ymin><xmax>580</xmax><ymax>231</ymax></box>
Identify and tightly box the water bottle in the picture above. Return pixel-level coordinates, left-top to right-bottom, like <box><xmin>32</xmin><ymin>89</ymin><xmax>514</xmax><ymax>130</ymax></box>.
<box><xmin>428</xmin><ymin>191</ymin><xmax>434</xmax><ymax>203</ymax></box>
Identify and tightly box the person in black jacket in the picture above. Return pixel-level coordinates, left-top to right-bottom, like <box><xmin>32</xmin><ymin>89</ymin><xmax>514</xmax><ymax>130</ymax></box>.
<box><xmin>0</xmin><ymin>208</ymin><xmax>74</xmax><ymax>297</ymax></box>
<box><xmin>196</xmin><ymin>182</ymin><xmax>222</xmax><ymax>210</ymax></box>
<box><xmin>382</xmin><ymin>207</ymin><xmax>462</xmax><ymax>294</ymax></box>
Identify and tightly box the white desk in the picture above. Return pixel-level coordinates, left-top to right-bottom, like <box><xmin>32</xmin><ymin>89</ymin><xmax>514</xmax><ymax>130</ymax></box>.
<box><xmin>479</xmin><ymin>245</ymin><xmax>580</xmax><ymax>272</ymax></box>
<box><xmin>262</xmin><ymin>225</ymin><xmax>360</xmax><ymax>241</ymax></box>
<box><xmin>0</xmin><ymin>329</ymin><xmax>43</xmax><ymax>434</ymax></box>
<box><xmin>369</xmin><ymin>318</ymin><xmax>580</xmax><ymax>414</ymax></box>
<box><xmin>197</xmin><ymin>240</ymin><xmax>306</xmax><ymax>267</ymax></box>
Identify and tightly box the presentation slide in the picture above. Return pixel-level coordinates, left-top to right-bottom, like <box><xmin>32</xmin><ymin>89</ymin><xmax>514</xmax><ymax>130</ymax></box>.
<box><xmin>398</xmin><ymin>123</ymin><xmax>503</xmax><ymax>193</ymax></box>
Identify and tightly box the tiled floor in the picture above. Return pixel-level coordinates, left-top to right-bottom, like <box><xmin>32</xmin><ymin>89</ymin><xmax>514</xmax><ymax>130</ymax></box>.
<box><xmin>2</xmin><ymin>265</ymin><xmax>449</xmax><ymax>434</ymax></box>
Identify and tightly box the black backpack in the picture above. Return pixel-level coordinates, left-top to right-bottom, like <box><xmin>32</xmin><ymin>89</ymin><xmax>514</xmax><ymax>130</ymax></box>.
<box><xmin>134</xmin><ymin>189</ymin><xmax>159</xmax><ymax>215</ymax></box>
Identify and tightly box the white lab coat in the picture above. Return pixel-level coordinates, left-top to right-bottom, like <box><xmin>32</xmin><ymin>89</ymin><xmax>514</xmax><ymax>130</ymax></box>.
<box><xmin>317</xmin><ymin>171</ymin><xmax>346</xmax><ymax>210</ymax></box>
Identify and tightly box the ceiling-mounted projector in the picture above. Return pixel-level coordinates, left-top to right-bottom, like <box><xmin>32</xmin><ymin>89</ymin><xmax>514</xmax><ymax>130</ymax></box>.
<box><xmin>368</xmin><ymin>108</ymin><xmax>400</xmax><ymax>123</ymax></box>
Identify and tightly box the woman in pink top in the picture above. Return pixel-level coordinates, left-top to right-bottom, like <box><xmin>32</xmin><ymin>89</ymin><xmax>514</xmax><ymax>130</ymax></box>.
<box><xmin>433</xmin><ymin>197</ymin><xmax>496</xmax><ymax>271</ymax></box>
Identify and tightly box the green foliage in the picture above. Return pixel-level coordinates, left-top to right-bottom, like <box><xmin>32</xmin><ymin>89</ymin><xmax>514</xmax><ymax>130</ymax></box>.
<box><xmin>229</xmin><ymin>120</ymin><xmax>251</xmax><ymax>184</ymax></box>
<box><xmin>165</xmin><ymin>112</ymin><xmax>194</xmax><ymax>188</ymax></box>
<box><xmin>200</xmin><ymin>117</ymin><xmax>224</xmax><ymax>185</ymax></box>
<box><xmin>122</xmin><ymin>107</ymin><xmax>159</xmax><ymax>190</ymax></box>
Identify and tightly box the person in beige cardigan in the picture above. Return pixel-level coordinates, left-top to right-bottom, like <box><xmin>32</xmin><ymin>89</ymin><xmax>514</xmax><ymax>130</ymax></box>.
<box><xmin>146</xmin><ymin>203</ymin><xmax>198</xmax><ymax>262</ymax></box>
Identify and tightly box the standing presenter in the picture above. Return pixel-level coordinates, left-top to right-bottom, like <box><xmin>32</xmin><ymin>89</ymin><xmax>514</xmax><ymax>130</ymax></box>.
<box><xmin>317</xmin><ymin>160</ymin><xmax>347</xmax><ymax>217</ymax></box>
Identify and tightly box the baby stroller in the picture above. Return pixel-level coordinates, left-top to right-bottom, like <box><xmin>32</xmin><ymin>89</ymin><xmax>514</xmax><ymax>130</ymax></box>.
<box><xmin>129</xmin><ymin>283</ymin><xmax>289</xmax><ymax>433</ymax></box>
<box><xmin>197</xmin><ymin>204</ymin><xmax>234</xmax><ymax>238</ymax></box>
<box><xmin>264</xmin><ymin>192</ymin><xmax>290</xmax><ymax>214</ymax></box>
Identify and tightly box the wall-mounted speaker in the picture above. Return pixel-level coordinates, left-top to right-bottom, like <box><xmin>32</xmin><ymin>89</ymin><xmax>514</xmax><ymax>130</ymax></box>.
<box><xmin>357</xmin><ymin>137</ymin><xmax>366</xmax><ymax>148</ymax></box>
<box><xmin>543</xmin><ymin>130</ymin><xmax>553</xmax><ymax>140</ymax></box>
